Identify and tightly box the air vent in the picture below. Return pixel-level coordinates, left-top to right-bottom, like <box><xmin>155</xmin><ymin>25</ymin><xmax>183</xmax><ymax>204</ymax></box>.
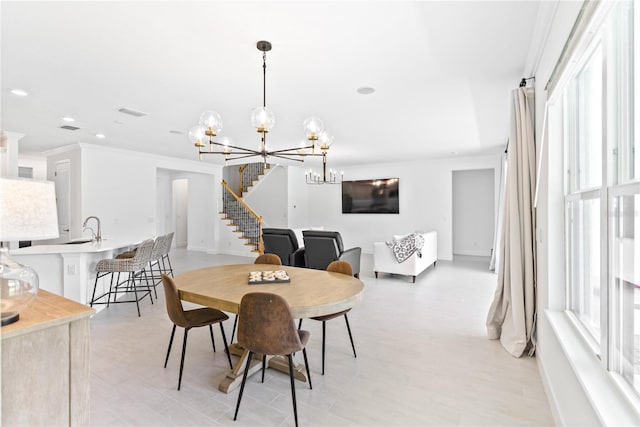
<box><xmin>169</xmin><ymin>130</ymin><xmax>184</xmax><ymax>135</ymax></box>
<box><xmin>60</xmin><ymin>125</ymin><xmax>80</xmax><ymax>131</ymax></box>
<box><xmin>117</xmin><ymin>107</ymin><xmax>148</xmax><ymax>117</ymax></box>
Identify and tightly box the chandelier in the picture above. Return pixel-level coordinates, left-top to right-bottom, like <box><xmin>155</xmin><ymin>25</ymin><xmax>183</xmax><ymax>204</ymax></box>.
<box><xmin>188</xmin><ymin>40</ymin><xmax>338</xmax><ymax>184</ymax></box>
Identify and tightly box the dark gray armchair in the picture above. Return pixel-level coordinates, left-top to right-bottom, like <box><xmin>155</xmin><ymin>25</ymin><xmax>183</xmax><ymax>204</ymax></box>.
<box><xmin>302</xmin><ymin>230</ymin><xmax>361</xmax><ymax>278</ymax></box>
<box><xmin>262</xmin><ymin>228</ymin><xmax>305</xmax><ymax>267</ymax></box>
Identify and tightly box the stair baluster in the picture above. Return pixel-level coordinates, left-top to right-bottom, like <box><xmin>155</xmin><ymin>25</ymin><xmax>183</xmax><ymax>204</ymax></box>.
<box><xmin>221</xmin><ymin>180</ymin><xmax>264</xmax><ymax>253</ymax></box>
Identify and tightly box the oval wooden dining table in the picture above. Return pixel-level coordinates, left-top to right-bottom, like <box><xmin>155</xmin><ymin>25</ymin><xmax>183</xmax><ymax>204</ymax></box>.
<box><xmin>174</xmin><ymin>263</ymin><xmax>365</xmax><ymax>393</ymax></box>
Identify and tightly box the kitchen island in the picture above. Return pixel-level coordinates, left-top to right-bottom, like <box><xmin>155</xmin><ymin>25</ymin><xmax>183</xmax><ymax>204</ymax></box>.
<box><xmin>10</xmin><ymin>238</ymin><xmax>142</xmax><ymax>306</ymax></box>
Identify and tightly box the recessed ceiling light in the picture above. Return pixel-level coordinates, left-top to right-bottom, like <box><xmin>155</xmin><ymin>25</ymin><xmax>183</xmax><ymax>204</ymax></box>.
<box><xmin>10</xmin><ymin>88</ymin><xmax>28</xmax><ymax>97</ymax></box>
<box><xmin>356</xmin><ymin>87</ymin><xmax>375</xmax><ymax>95</ymax></box>
<box><xmin>95</xmin><ymin>133</ymin><xmax>106</xmax><ymax>139</ymax></box>
<box><xmin>62</xmin><ymin>116</ymin><xmax>75</xmax><ymax>122</ymax></box>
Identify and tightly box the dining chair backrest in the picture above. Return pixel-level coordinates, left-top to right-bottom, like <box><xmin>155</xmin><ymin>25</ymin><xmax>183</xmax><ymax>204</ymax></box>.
<box><xmin>162</xmin><ymin>274</ymin><xmax>188</xmax><ymax>328</ymax></box>
<box><xmin>327</xmin><ymin>260</ymin><xmax>353</xmax><ymax>276</ymax></box>
<box><xmin>254</xmin><ymin>253</ymin><xmax>282</xmax><ymax>265</ymax></box>
<box><xmin>238</xmin><ymin>292</ymin><xmax>302</xmax><ymax>356</ymax></box>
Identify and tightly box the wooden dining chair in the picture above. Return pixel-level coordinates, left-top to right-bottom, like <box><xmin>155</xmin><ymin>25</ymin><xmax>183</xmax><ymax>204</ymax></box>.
<box><xmin>234</xmin><ymin>292</ymin><xmax>312</xmax><ymax>427</ymax></box>
<box><xmin>230</xmin><ymin>253</ymin><xmax>283</xmax><ymax>343</ymax></box>
<box><xmin>254</xmin><ymin>253</ymin><xmax>282</xmax><ymax>265</ymax></box>
<box><xmin>162</xmin><ymin>274</ymin><xmax>233</xmax><ymax>390</ymax></box>
<box><xmin>298</xmin><ymin>260</ymin><xmax>357</xmax><ymax>374</ymax></box>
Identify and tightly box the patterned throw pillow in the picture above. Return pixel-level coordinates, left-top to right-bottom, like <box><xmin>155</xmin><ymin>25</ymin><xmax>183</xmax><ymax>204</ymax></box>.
<box><xmin>386</xmin><ymin>232</ymin><xmax>425</xmax><ymax>263</ymax></box>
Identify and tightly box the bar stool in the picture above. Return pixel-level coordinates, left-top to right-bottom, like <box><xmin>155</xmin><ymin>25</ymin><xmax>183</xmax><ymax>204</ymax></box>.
<box><xmin>145</xmin><ymin>235</ymin><xmax>167</xmax><ymax>299</ymax></box>
<box><xmin>90</xmin><ymin>238</ymin><xmax>155</xmax><ymax>317</ymax></box>
<box><xmin>160</xmin><ymin>231</ymin><xmax>174</xmax><ymax>277</ymax></box>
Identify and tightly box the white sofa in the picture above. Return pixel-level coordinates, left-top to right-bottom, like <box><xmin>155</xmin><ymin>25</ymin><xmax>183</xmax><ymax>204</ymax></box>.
<box><xmin>373</xmin><ymin>231</ymin><xmax>437</xmax><ymax>283</ymax></box>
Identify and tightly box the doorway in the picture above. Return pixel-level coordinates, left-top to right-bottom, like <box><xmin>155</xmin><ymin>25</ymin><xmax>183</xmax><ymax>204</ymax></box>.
<box><xmin>452</xmin><ymin>169</ymin><xmax>495</xmax><ymax>257</ymax></box>
<box><xmin>172</xmin><ymin>178</ymin><xmax>188</xmax><ymax>248</ymax></box>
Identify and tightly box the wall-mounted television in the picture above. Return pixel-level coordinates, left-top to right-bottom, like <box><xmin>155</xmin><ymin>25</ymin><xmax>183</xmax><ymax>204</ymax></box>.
<box><xmin>342</xmin><ymin>178</ymin><xmax>399</xmax><ymax>214</ymax></box>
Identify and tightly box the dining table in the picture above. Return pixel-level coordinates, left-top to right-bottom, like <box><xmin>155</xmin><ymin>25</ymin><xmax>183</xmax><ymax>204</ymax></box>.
<box><xmin>174</xmin><ymin>263</ymin><xmax>365</xmax><ymax>393</ymax></box>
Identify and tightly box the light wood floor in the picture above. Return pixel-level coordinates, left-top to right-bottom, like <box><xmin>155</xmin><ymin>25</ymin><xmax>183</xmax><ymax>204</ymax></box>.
<box><xmin>90</xmin><ymin>250</ymin><xmax>554</xmax><ymax>426</ymax></box>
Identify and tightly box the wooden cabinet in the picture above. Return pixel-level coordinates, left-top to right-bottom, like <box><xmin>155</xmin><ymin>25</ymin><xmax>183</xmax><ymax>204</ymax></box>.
<box><xmin>1</xmin><ymin>290</ymin><xmax>94</xmax><ymax>426</ymax></box>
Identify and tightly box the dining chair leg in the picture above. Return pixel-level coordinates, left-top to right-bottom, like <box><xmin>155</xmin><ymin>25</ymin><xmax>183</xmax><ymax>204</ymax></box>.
<box><xmin>177</xmin><ymin>328</ymin><xmax>189</xmax><ymax>391</ymax></box>
<box><xmin>219</xmin><ymin>322</ymin><xmax>233</xmax><ymax>369</ymax></box>
<box><xmin>234</xmin><ymin>350</ymin><xmax>254</xmax><ymax>421</ymax></box>
<box><xmin>344</xmin><ymin>313</ymin><xmax>357</xmax><ymax>358</ymax></box>
<box><xmin>321</xmin><ymin>320</ymin><xmax>326</xmax><ymax>375</ymax></box>
<box><xmin>287</xmin><ymin>353</ymin><xmax>299</xmax><ymax>427</ymax></box>
<box><xmin>261</xmin><ymin>354</ymin><xmax>266</xmax><ymax>383</ymax></box>
<box><xmin>209</xmin><ymin>324</ymin><xmax>216</xmax><ymax>353</ymax></box>
<box><xmin>298</xmin><ymin>319</ymin><xmax>303</xmax><ymax>329</ymax></box>
<box><xmin>230</xmin><ymin>315</ymin><xmax>238</xmax><ymax>343</ymax></box>
<box><xmin>302</xmin><ymin>348</ymin><xmax>312</xmax><ymax>389</ymax></box>
<box><xmin>164</xmin><ymin>324</ymin><xmax>177</xmax><ymax>368</ymax></box>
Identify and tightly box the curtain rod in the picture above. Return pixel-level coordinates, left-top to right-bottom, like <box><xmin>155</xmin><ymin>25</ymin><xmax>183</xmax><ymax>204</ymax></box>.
<box><xmin>519</xmin><ymin>77</ymin><xmax>535</xmax><ymax>87</ymax></box>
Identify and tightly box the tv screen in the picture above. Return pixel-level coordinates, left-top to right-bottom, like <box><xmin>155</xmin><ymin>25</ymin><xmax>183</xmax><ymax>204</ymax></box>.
<box><xmin>342</xmin><ymin>178</ymin><xmax>399</xmax><ymax>214</ymax></box>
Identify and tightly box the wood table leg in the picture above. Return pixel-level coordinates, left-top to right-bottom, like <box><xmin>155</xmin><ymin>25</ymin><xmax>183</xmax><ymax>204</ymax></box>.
<box><xmin>218</xmin><ymin>346</ymin><xmax>264</xmax><ymax>393</ymax></box>
<box><xmin>267</xmin><ymin>355</ymin><xmax>308</xmax><ymax>382</ymax></box>
<box><xmin>218</xmin><ymin>345</ymin><xmax>308</xmax><ymax>393</ymax></box>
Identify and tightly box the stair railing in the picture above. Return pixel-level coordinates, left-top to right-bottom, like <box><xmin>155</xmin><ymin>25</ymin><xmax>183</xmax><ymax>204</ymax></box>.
<box><xmin>221</xmin><ymin>180</ymin><xmax>264</xmax><ymax>253</ymax></box>
<box><xmin>239</xmin><ymin>162</ymin><xmax>270</xmax><ymax>196</ymax></box>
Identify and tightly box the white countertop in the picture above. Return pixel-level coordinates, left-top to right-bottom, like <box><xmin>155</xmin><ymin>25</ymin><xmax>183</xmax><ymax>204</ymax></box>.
<box><xmin>10</xmin><ymin>237</ymin><xmax>142</xmax><ymax>255</ymax></box>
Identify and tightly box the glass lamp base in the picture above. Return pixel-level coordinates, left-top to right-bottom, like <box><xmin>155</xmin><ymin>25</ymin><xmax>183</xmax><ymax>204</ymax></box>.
<box><xmin>0</xmin><ymin>247</ymin><xmax>39</xmax><ymax>327</ymax></box>
<box><xmin>1</xmin><ymin>311</ymin><xmax>19</xmax><ymax>326</ymax></box>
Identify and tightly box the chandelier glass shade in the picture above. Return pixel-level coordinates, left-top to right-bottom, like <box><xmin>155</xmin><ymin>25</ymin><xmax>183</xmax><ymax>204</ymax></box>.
<box><xmin>188</xmin><ymin>39</ymin><xmax>338</xmax><ymax>183</ymax></box>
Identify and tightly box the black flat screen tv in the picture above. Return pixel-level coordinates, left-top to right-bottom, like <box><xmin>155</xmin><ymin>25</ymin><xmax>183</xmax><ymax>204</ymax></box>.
<box><xmin>342</xmin><ymin>178</ymin><xmax>399</xmax><ymax>214</ymax></box>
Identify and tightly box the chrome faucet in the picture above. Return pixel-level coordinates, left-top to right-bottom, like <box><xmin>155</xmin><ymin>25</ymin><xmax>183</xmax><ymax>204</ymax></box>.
<box><xmin>82</xmin><ymin>216</ymin><xmax>102</xmax><ymax>242</ymax></box>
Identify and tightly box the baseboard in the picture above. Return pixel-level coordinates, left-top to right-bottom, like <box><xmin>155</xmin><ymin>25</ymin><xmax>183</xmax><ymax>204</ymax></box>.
<box><xmin>186</xmin><ymin>245</ymin><xmax>208</xmax><ymax>252</ymax></box>
<box><xmin>216</xmin><ymin>248</ymin><xmax>256</xmax><ymax>257</ymax></box>
<box><xmin>452</xmin><ymin>249</ymin><xmax>491</xmax><ymax>256</ymax></box>
<box><xmin>536</xmin><ymin>347</ymin><xmax>564</xmax><ymax>426</ymax></box>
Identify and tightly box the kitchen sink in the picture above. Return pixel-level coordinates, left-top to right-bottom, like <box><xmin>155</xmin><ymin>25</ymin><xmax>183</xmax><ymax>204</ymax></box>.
<box><xmin>63</xmin><ymin>239</ymin><xmax>94</xmax><ymax>245</ymax></box>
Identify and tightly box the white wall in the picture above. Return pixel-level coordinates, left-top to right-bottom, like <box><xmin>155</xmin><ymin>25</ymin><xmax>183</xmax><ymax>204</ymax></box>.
<box><xmin>17</xmin><ymin>153</ymin><xmax>47</xmax><ymax>180</ymax></box>
<box><xmin>42</xmin><ymin>143</ymin><xmax>220</xmax><ymax>251</ymax></box>
<box><xmin>452</xmin><ymin>168</ymin><xmax>494</xmax><ymax>256</ymax></box>
<box><xmin>243</xmin><ymin>164</ymin><xmax>288</xmax><ymax>227</ymax></box>
<box><xmin>287</xmin><ymin>166</ymin><xmax>309</xmax><ymax>228</ymax></box>
<box><xmin>306</xmin><ymin>154</ymin><xmax>501</xmax><ymax>259</ymax></box>
<box><xmin>222</xmin><ymin>164</ymin><xmax>242</xmax><ymax>194</ymax></box>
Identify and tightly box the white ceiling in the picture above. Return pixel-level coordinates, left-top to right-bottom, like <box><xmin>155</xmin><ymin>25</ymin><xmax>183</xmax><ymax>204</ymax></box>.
<box><xmin>1</xmin><ymin>1</ymin><xmax>541</xmax><ymax>168</ymax></box>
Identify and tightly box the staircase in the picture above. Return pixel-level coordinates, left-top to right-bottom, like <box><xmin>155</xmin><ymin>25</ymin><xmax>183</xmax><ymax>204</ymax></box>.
<box><xmin>239</xmin><ymin>162</ymin><xmax>270</xmax><ymax>196</ymax></box>
<box><xmin>220</xmin><ymin>162</ymin><xmax>272</xmax><ymax>253</ymax></box>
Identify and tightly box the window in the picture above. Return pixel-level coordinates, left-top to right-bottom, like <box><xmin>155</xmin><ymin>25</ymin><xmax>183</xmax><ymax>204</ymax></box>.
<box><xmin>550</xmin><ymin>0</ymin><xmax>639</xmax><ymax>398</ymax></box>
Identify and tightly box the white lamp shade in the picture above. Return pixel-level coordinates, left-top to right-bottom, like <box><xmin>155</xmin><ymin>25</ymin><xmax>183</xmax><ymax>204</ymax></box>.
<box><xmin>0</xmin><ymin>178</ymin><xmax>59</xmax><ymax>241</ymax></box>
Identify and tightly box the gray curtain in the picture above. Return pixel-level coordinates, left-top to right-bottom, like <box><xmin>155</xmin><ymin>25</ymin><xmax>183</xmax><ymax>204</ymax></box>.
<box><xmin>486</xmin><ymin>87</ymin><xmax>536</xmax><ymax>357</ymax></box>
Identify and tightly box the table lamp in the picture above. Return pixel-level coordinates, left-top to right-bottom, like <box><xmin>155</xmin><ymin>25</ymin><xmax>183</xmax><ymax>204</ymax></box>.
<box><xmin>0</xmin><ymin>178</ymin><xmax>59</xmax><ymax>326</ymax></box>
